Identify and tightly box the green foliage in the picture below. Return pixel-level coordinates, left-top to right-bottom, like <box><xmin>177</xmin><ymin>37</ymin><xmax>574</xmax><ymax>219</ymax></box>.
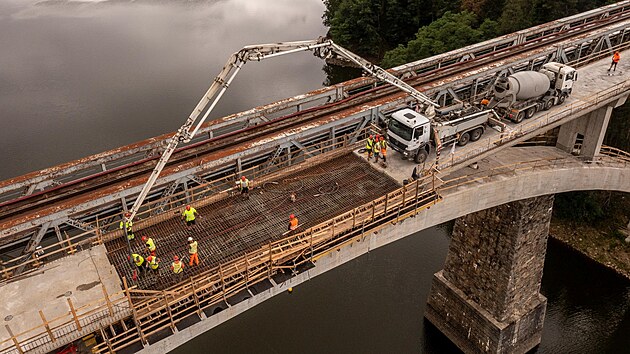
<box><xmin>604</xmin><ymin>100</ymin><xmax>630</xmax><ymax>152</ymax></box>
<box><xmin>553</xmin><ymin>192</ymin><xmax>606</xmax><ymax>223</ymax></box>
<box><xmin>381</xmin><ymin>12</ymin><xmax>497</xmax><ymax>68</ymax></box>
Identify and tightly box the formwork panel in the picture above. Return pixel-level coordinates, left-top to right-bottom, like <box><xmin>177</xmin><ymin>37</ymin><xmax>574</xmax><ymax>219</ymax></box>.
<box><xmin>105</xmin><ymin>153</ymin><xmax>399</xmax><ymax>291</ymax></box>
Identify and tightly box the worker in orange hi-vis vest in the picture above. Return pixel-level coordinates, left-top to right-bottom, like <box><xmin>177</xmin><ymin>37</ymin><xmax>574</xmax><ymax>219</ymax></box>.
<box><xmin>288</xmin><ymin>214</ymin><xmax>299</xmax><ymax>231</ymax></box>
<box><xmin>608</xmin><ymin>51</ymin><xmax>621</xmax><ymax>72</ymax></box>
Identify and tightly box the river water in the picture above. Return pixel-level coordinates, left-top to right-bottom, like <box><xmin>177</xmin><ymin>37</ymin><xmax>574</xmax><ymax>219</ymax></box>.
<box><xmin>1</xmin><ymin>1</ymin><xmax>628</xmax><ymax>353</ymax></box>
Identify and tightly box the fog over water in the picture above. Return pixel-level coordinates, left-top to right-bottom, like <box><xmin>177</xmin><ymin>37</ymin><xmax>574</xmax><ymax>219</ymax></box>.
<box><xmin>1</xmin><ymin>2</ymin><xmax>629</xmax><ymax>354</ymax></box>
<box><xmin>0</xmin><ymin>0</ymin><xmax>327</xmax><ymax>180</ymax></box>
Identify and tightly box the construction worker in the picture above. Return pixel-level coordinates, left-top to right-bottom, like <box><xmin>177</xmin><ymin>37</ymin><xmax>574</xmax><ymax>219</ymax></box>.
<box><xmin>365</xmin><ymin>135</ymin><xmax>375</xmax><ymax>159</ymax></box>
<box><xmin>608</xmin><ymin>51</ymin><xmax>621</xmax><ymax>72</ymax></box>
<box><xmin>236</xmin><ymin>176</ymin><xmax>251</xmax><ymax>198</ymax></box>
<box><xmin>182</xmin><ymin>205</ymin><xmax>198</xmax><ymax>229</ymax></box>
<box><xmin>142</xmin><ymin>236</ymin><xmax>156</xmax><ymax>256</ymax></box>
<box><xmin>171</xmin><ymin>255</ymin><xmax>184</xmax><ymax>275</ymax></box>
<box><xmin>373</xmin><ymin>137</ymin><xmax>381</xmax><ymax>163</ymax></box>
<box><xmin>188</xmin><ymin>237</ymin><xmax>199</xmax><ymax>266</ymax></box>
<box><xmin>131</xmin><ymin>253</ymin><xmax>145</xmax><ymax>275</ymax></box>
<box><xmin>377</xmin><ymin>136</ymin><xmax>388</xmax><ymax>163</ymax></box>
<box><xmin>119</xmin><ymin>212</ymin><xmax>134</xmax><ymax>240</ymax></box>
<box><xmin>288</xmin><ymin>214</ymin><xmax>299</xmax><ymax>231</ymax></box>
<box><xmin>146</xmin><ymin>256</ymin><xmax>159</xmax><ymax>272</ymax></box>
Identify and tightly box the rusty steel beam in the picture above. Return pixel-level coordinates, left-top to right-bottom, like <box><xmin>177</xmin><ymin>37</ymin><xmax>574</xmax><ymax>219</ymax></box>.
<box><xmin>3</xmin><ymin>8</ymin><xmax>630</xmax><ymax>247</ymax></box>
<box><xmin>3</xmin><ymin>1</ymin><xmax>630</xmax><ymax>201</ymax></box>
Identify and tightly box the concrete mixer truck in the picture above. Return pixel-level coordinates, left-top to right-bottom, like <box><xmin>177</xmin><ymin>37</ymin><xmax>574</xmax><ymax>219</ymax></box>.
<box><xmin>483</xmin><ymin>62</ymin><xmax>578</xmax><ymax>123</ymax></box>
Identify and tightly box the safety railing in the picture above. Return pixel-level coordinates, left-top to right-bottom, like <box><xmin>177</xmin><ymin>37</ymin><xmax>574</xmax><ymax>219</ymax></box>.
<box><xmin>438</xmin><ymin>153</ymin><xmax>630</xmax><ymax>193</ymax></box>
<box><xmin>437</xmin><ymin>76</ymin><xmax>630</xmax><ymax>171</ymax></box>
<box><xmin>0</xmin><ymin>286</ymin><xmax>131</xmax><ymax>354</ymax></box>
<box><xmin>91</xmin><ymin>172</ymin><xmax>442</xmax><ymax>353</ymax></box>
<box><xmin>0</xmin><ymin>127</ymin><xmax>372</xmax><ymax>282</ymax></box>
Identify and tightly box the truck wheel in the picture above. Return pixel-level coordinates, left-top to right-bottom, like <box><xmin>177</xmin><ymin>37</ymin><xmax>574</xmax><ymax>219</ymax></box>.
<box><xmin>558</xmin><ymin>93</ymin><xmax>567</xmax><ymax>105</ymax></box>
<box><xmin>525</xmin><ymin>107</ymin><xmax>536</xmax><ymax>119</ymax></box>
<box><xmin>512</xmin><ymin>112</ymin><xmax>524</xmax><ymax>123</ymax></box>
<box><xmin>470</xmin><ymin>128</ymin><xmax>483</xmax><ymax>142</ymax></box>
<box><xmin>457</xmin><ymin>132</ymin><xmax>470</xmax><ymax>146</ymax></box>
<box><xmin>543</xmin><ymin>99</ymin><xmax>554</xmax><ymax>111</ymax></box>
<box><xmin>414</xmin><ymin>149</ymin><xmax>428</xmax><ymax>163</ymax></box>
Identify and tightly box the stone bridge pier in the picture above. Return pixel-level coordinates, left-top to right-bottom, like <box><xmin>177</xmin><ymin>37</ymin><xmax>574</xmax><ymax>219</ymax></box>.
<box><xmin>425</xmin><ymin>195</ymin><xmax>554</xmax><ymax>354</ymax></box>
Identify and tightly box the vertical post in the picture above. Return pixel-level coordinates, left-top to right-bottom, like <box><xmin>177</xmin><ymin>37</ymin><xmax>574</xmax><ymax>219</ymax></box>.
<box><xmin>162</xmin><ymin>291</ymin><xmax>176</xmax><ymax>332</ymax></box>
<box><xmin>39</xmin><ymin>310</ymin><xmax>55</xmax><ymax>343</ymax></box>
<box><xmin>187</xmin><ymin>279</ymin><xmax>201</xmax><ymax>320</ymax></box>
<box><xmin>102</xmin><ymin>284</ymin><xmax>114</xmax><ymax>317</ymax></box>
<box><xmin>309</xmin><ymin>230</ymin><xmax>314</xmax><ymax>262</ymax></box>
<box><xmin>401</xmin><ymin>186</ymin><xmax>407</xmax><ymax>206</ymax></box>
<box><xmin>414</xmin><ymin>179</ymin><xmax>420</xmax><ymax>213</ymax></box>
<box><xmin>331</xmin><ymin>219</ymin><xmax>336</xmax><ymax>237</ymax></box>
<box><xmin>64</xmin><ymin>231</ymin><xmax>75</xmax><ymax>255</ymax></box>
<box><xmin>245</xmin><ymin>257</ymin><xmax>250</xmax><ymax>287</ymax></box>
<box><xmin>267</xmin><ymin>242</ymin><xmax>273</xmax><ymax>279</ymax></box>
<box><xmin>67</xmin><ymin>298</ymin><xmax>82</xmax><ymax>331</ymax></box>
<box><xmin>371</xmin><ymin>201</ymin><xmax>375</xmax><ymax>220</ymax></box>
<box><xmin>352</xmin><ymin>208</ymin><xmax>356</xmax><ymax>228</ymax></box>
<box><xmin>96</xmin><ymin>215</ymin><xmax>102</xmax><ymax>245</ymax></box>
<box><xmin>383</xmin><ymin>194</ymin><xmax>389</xmax><ymax>214</ymax></box>
<box><xmin>123</xmin><ymin>277</ymin><xmax>146</xmax><ymax>345</ymax></box>
<box><xmin>100</xmin><ymin>327</ymin><xmax>114</xmax><ymax>353</ymax></box>
<box><xmin>219</xmin><ymin>264</ymin><xmax>227</xmax><ymax>303</ymax></box>
<box><xmin>5</xmin><ymin>325</ymin><xmax>23</xmax><ymax>354</ymax></box>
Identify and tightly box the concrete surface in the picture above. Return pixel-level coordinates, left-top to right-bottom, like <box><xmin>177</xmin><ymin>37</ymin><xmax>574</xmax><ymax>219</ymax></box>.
<box><xmin>138</xmin><ymin>146</ymin><xmax>630</xmax><ymax>354</ymax></box>
<box><xmin>0</xmin><ymin>244</ymin><xmax>124</xmax><ymax>352</ymax></box>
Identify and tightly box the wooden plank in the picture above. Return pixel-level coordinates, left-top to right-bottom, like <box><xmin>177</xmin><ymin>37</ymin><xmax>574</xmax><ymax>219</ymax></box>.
<box><xmin>101</xmin><ymin>284</ymin><xmax>114</xmax><ymax>317</ymax></box>
<box><xmin>5</xmin><ymin>325</ymin><xmax>24</xmax><ymax>354</ymax></box>
<box><xmin>38</xmin><ymin>310</ymin><xmax>55</xmax><ymax>343</ymax></box>
<box><xmin>67</xmin><ymin>298</ymin><xmax>82</xmax><ymax>332</ymax></box>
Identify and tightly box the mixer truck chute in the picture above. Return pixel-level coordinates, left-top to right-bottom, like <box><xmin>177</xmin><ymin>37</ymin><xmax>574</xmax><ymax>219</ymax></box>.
<box><xmin>483</xmin><ymin>62</ymin><xmax>577</xmax><ymax>123</ymax></box>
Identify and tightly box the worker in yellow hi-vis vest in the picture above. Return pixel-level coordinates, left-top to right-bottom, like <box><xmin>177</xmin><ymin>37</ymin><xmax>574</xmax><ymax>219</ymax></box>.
<box><xmin>181</xmin><ymin>205</ymin><xmax>199</xmax><ymax>230</ymax></box>
<box><xmin>188</xmin><ymin>237</ymin><xmax>199</xmax><ymax>266</ymax></box>
<box><xmin>171</xmin><ymin>256</ymin><xmax>184</xmax><ymax>276</ymax></box>
<box><xmin>120</xmin><ymin>212</ymin><xmax>134</xmax><ymax>240</ymax></box>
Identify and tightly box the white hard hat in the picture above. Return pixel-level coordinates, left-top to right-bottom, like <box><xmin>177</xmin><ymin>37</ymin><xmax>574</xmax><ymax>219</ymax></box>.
<box><xmin>188</xmin><ymin>237</ymin><xmax>193</xmax><ymax>242</ymax></box>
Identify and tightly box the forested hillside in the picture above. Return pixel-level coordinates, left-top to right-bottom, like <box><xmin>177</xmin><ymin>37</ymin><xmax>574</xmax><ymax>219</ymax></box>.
<box><xmin>324</xmin><ymin>0</ymin><xmax>613</xmax><ymax>66</ymax></box>
<box><xmin>324</xmin><ymin>0</ymin><xmax>630</xmax><ymax>271</ymax></box>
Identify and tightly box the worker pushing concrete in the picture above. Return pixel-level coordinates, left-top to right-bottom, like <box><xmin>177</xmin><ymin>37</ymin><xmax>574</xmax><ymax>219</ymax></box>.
<box><xmin>236</xmin><ymin>175</ymin><xmax>251</xmax><ymax>199</ymax></box>
<box><xmin>120</xmin><ymin>212</ymin><xmax>134</xmax><ymax>240</ymax></box>
<box><xmin>188</xmin><ymin>237</ymin><xmax>199</xmax><ymax>266</ymax></box>
<box><xmin>182</xmin><ymin>205</ymin><xmax>198</xmax><ymax>230</ymax></box>
<box><xmin>142</xmin><ymin>236</ymin><xmax>156</xmax><ymax>256</ymax></box>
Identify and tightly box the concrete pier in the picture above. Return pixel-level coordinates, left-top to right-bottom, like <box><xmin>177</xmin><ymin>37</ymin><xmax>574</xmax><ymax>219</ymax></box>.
<box><xmin>425</xmin><ymin>195</ymin><xmax>554</xmax><ymax>354</ymax></box>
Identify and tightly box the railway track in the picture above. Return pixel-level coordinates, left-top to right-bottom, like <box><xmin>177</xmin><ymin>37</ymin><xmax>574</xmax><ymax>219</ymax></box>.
<box><xmin>1</xmin><ymin>9</ymin><xmax>629</xmax><ymax>223</ymax></box>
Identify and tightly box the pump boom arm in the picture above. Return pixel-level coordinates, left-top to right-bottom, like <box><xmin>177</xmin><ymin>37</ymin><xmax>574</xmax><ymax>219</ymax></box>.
<box><xmin>125</xmin><ymin>38</ymin><xmax>436</xmax><ymax>223</ymax></box>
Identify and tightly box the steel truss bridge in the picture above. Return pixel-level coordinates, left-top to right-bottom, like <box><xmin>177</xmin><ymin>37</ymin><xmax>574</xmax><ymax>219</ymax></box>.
<box><xmin>2</xmin><ymin>0</ymin><xmax>630</xmax><ymax>285</ymax></box>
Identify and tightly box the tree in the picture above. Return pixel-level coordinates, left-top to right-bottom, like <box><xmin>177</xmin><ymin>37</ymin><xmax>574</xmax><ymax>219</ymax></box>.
<box><xmin>381</xmin><ymin>11</ymin><xmax>497</xmax><ymax>68</ymax></box>
<box><xmin>498</xmin><ymin>0</ymin><xmax>532</xmax><ymax>34</ymax></box>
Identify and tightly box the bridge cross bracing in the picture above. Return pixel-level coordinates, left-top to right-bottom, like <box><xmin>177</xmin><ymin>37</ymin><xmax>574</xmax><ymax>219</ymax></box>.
<box><xmin>2</xmin><ymin>2</ymin><xmax>630</xmax><ymax>258</ymax></box>
<box><xmin>2</xmin><ymin>3</ymin><xmax>630</xmax><ymax>352</ymax></box>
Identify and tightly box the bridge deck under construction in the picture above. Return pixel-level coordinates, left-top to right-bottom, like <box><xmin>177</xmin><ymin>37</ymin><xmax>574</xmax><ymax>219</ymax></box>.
<box><xmin>104</xmin><ymin>152</ymin><xmax>400</xmax><ymax>291</ymax></box>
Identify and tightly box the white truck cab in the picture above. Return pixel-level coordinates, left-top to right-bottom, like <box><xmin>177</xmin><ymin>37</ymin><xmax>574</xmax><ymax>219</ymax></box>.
<box><xmin>540</xmin><ymin>62</ymin><xmax>577</xmax><ymax>95</ymax></box>
<box><xmin>387</xmin><ymin>109</ymin><xmax>432</xmax><ymax>162</ymax></box>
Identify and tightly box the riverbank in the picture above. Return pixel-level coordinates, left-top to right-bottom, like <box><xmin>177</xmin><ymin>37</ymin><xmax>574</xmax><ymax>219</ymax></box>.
<box><xmin>549</xmin><ymin>220</ymin><xmax>630</xmax><ymax>281</ymax></box>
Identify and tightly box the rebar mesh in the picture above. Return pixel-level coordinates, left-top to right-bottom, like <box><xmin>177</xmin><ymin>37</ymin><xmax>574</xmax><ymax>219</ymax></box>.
<box><xmin>105</xmin><ymin>153</ymin><xmax>399</xmax><ymax>291</ymax></box>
